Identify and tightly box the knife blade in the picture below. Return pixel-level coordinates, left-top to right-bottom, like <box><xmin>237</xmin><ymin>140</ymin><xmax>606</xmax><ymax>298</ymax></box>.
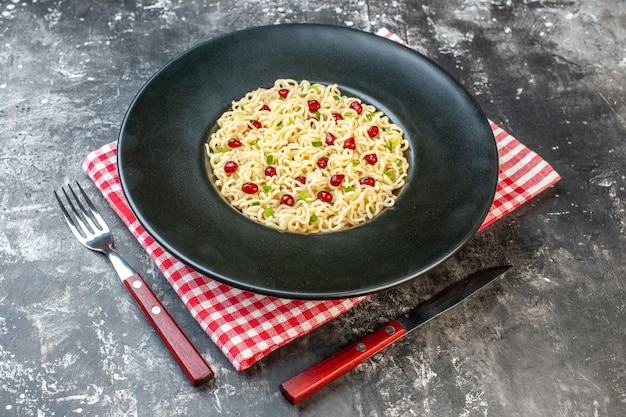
<box><xmin>279</xmin><ymin>265</ymin><xmax>512</xmax><ymax>404</ymax></box>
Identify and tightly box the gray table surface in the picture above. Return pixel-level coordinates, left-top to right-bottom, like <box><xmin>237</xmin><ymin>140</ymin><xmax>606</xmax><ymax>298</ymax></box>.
<box><xmin>1</xmin><ymin>1</ymin><xmax>624</xmax><ymax>416</ymax></box>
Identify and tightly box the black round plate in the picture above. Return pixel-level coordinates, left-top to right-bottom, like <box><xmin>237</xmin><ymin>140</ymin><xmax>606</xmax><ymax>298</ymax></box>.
<box><xmin>118</xmin><ymin>24</ymin><xmax>497</xmax><ymax>299</ymax></box>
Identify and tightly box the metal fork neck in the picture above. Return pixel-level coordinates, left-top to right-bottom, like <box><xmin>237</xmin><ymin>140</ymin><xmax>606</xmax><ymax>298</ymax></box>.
<box><xmin>105</xmin><ymin>246</ymin><xmax>137</xmax><ymax>280</ymax></box>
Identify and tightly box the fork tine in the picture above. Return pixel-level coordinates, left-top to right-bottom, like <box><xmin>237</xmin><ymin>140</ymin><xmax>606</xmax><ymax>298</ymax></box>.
<box><xmin>66</xmin><ymin>183</ymin><xmax>101</xmax><ymax>234</ymax></box>
<box><xmin>60</xmin><ymin>185</ymin><xmax>94</xmax><ymax>238</ymax></box>
<box><xmin>74</xmin><ymin>181</ymin><xmax>110</xmax><ymax>233</ymax></box>
<box><xmin>54</xmin><ymin>189</ymin><xmax>85</xmax><ymax>239</ymax></box>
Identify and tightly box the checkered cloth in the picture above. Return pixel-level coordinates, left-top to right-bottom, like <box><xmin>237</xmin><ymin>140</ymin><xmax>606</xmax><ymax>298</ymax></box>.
<box><xmin>83</xmin><ymin>30</ymin><xmax>560</xmax><ymax>371</ymax></box>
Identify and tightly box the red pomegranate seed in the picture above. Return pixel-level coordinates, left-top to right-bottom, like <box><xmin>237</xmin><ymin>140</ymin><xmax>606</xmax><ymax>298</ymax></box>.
<box><xmin>317</xmin><ymin>191</ymin><xmax>333</xmax><ymax>203</ymax></box>
<box><xmin>349</xmin><ymin>101</ymin><xmax>363</xmax><ymax>114</ymax></box>
<box><xmin>364</xmin><ymin>153</ymin><xmax>378</xmax><ymax>165</ymax></box>
<box><xmin>295</xmin><ymin>176</ymin><xmax>306</xmax><ymax>185</ymax></box>
<box><xmin>332</xmin><ymin>113</ymin><xmax>343</xmax><ymax>121</ymax></box>
<box><xmin>227</xmin><ymin>138</ymin><xmax>242</xmax><ymax>148</ymax></box>
<box><xmin>308</xmin><ymin>100</ymin><xmax>321</xmax><ymax>112</ymax></box>
<box><xmin>360</xmin><ymin>177</ymin><xmax>375</xmax><ymax>187</ymax></box>
<box><xmin>280</xmin><ymin>194</ymin><xmax>295</xmax><ymax>206</ymax></box>
<box><xmin>224</xmin><ymin>161</ymin><xmax>238</xmax><ymax>174</ymax></box>
<box><xmin>278</xmin><ymin>89</ymin><xmax>289</xmax><ymax>99</ymax></box>
<box><xmin>367</xmin><ymin>126</ymin><xmax>379</xmax><ymax>137</ymax></box>
<box><xmin>261</xmin><ymin>104</ymin><xmax>270</xmax><ymax>111</ymax></box>
<box><xmin>325</xmin><ymin>132</ymin><xmax>336</xmax><ymax>145</ymax></box>
<box><xmin>343</xmin><ymin>137</ymin><xmax>355</xmax><ymax>150</ymax></box>
<box><xmin>330</xmin><ymin>174</ymin><xmax>345</xmax><ymax>186</ymax></box>
<box><xmin>317</xmin><ymin>157</ymin><xmax>329</xmax><ymax>169</ymax></box>
<box><xmin>242</xmin><ymin>182</ymin><xmax>258</xmax><ymax>194</ymax></box>
<box><xmin>265</xmin><ymin>166</ymin><xmax>277</xmax><ymax>177</ymax></box>
<box><xmin>249</xmin><ymin>120</ymin><xmax>262</xmax><ymax>129</ymax></box>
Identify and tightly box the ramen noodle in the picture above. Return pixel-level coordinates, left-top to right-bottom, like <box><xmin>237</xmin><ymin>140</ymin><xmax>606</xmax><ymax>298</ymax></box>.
<box><xmin>206</xmin><ymin>79</ymin><xmax>409</xmax><ymax>233</ymax></box>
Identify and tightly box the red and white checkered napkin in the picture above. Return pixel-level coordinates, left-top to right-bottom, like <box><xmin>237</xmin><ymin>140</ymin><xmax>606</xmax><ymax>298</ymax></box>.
<box><xmin>82</xmin><ymin>31</ymin><xmax>560</xmax><ymax>371</ymax></box>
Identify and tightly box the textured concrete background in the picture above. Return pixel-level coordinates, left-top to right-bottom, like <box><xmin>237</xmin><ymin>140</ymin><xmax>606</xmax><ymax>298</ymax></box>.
<box><xmin>1</xmin><ymin>1</ymin><xmax>624</xmax><ymax>416</ymax></box>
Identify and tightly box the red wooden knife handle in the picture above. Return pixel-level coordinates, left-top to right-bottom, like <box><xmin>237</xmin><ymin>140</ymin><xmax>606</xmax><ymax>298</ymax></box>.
<box><xmin>279</xmin><ymin>319</ymin><xmax>407</xmax><ymax>404</ymax></box>
<box><xmin>123</xmin><ymin>273</ymin><xmax>214</xmax><ymax>386</ymax></box>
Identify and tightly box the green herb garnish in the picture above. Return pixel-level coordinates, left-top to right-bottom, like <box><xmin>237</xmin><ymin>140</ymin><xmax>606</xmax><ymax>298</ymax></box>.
<box><xmin>310</xmin><ymin>214</ymin><xmax>318</xmax><ymax>222</ymax></box>
<box><xmin>298</xmin><ymin>192</ymin><xmax>311</xmax><ymax>201</ymax></box>
<box><xmin>312</xmin><ymin>141</ymin><xmax>323</xmax><ymax>147</ymax></box>
<box><xmin>264</xmin><ymin>207</ymin><xmax>274</xmax><ymax>218</ymax></box>
<box><xmin>266</xmin><ymin>154</ymin><xmax>274</xmax><ymax>164</ymax></box>
<box><xmin>345</xmin><ymin>186</ymin><xmax>355</xmax><ymax>192</ymax></box>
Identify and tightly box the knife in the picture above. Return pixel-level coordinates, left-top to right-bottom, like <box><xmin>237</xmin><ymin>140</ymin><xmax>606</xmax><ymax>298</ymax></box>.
<box><xmin>279</xmin><ymin>265</ymin><xmax>512</xmax><ymax>404</ymax></box>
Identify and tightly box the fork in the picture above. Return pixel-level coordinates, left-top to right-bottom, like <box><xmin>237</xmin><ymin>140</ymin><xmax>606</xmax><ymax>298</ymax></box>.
<box><xmin>55</xmin><ymin>182</ymin><xmax>214</xmax><ymax>386</ymax></box>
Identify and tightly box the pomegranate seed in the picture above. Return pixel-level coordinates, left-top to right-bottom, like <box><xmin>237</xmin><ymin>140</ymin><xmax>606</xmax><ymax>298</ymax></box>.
<box><xmin>317</xmin><ymin>157</ymin><xmax>329</xmax><ymax>169</ymax></box>
<box><xmin>317</xmin><ymin>191</ymin><xmax>333</xmax><ymax>203</ymax></box>
<box><xmin>265</xmin><ymin>166</ymin><xmax>277</xmax><ymax>177</ymax></box>
<box><xmin>343</xmin><ymin>137</ymin><xmax>355</xmax><ymax>150</ymax></box>
<box><xmin>280</xmin><ymin>194</ymin><xmax>295</xmax><ymax>206</ymax></box>
<box><xmin>308</xmin><ymin>100</ymin><xmax>321</xmax><ymax>112</ymax></box>
<box><xmin>249</xmin><ymin>120</ymin><xmax>262</xmax><ymax>129</ymax></box>
<box><xmin>325</xmin><ymin>132</ymin><xmax>336</xmax><ymax>145</ymax></box>
<box><xmin>278</xmin><ymin>89</ymin><xmax>289</xmax><ymax>99</ymax></box>
<box><xmin>261</xmin><ymin>104</ymin><xmax>270</xmax><ymax>111</ymax></box>
<box><xmin>349</xmin><ymin>101</ymin><xmax>363</xmax><ymax>114</ymax></box>
<box><xmin>224</xmin><ymin>161</ymin><xmax>238</xmax><ymax>174</ymax></box>
<box><xmin>295</xmin><ymin>176</ymin><xmax>306</xmax><ymax>185</ymax></box>
<box><xmin>242</xmin><ymin>182</ymin><xmax>258</xmax><ymax>194</ymax></box>
<box><xmin>367</xmin><ymin>125</ymin><xmax>379</xmax><ymax>137</ymax></box>
<box><xmin>364</xmin><ymin>153</ymin><xmax>378</xmax><ymax>165</ymax></box>
<box><xmin>332</xmin><ymin>113</ymin><xmax>343</xmax><ymax>121</ymax></box>
<box><xmin>360</xmin><ymin>177</ymin><xmax>375</xmax><ymax>187</ymax></box>
<box><xmin>227</xmin><ymin>138</ymin><xmax>242</xmax><ymax>148</ymax></box>
<box><xmin>330</xmin><ymin>174</ymin><xmax>345</xmax><ymax>186</ymax></box>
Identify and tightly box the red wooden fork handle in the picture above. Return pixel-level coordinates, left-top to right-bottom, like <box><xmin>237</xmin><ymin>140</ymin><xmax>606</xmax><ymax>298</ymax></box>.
<box><xmin>123</xmin><ymin>273</ymin><xmax>214</xmax><ymax>386</ymax></box>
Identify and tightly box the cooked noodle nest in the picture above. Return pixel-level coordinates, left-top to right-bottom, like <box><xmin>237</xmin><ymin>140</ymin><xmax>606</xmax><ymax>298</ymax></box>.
<box><xmin>206</xmin><ymin>79</ymin><xmax>409</xmax><ymax>233</ymax></box>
